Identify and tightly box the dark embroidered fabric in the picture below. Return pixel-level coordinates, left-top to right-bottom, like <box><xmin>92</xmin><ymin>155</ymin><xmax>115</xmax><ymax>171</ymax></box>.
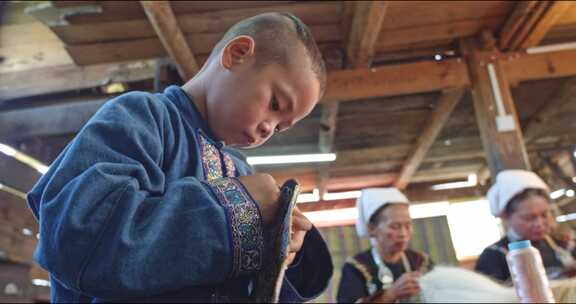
<box><xmin>211</xmin><ymin>177</ymin><xmax>264</xmax><ymax>277</ymax></box>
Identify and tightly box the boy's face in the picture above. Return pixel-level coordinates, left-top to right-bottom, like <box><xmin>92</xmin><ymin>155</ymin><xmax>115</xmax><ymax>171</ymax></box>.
<box><xmin>206</xmin><ymin>37</ymin><xmax>321</xmax><ymax>148</ymax></box>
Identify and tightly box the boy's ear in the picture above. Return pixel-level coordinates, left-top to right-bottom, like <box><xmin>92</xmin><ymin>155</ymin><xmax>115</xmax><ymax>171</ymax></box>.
<box><xmin>220</xmin><ymin>35</ymin><xmax>256</xmax><ymax>70</ymax></box>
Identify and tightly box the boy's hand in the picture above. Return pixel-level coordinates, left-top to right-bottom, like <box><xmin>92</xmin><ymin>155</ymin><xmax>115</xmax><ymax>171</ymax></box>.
<box><xmin>238</xmin><ymin>173</ymin><xmax>280</xmax><ymax>225</ymax></box>
<box><xmin>238</xmin><ymin>175</ymin><xmax>312</xmax><ymax>263</ymax></box>
<box><xmin>286</xmin><ymin>208</ymin><xmax>312</xmax><ymax>264</ymax></box>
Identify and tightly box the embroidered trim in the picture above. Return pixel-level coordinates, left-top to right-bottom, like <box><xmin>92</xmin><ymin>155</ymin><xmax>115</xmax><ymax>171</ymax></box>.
<box><xmin>198</xmin><ymin>133</ymin><xmax>224</xmax><ymax>181</ymax></box>
<box><xmin>223</xmin><ymin>153</ymin><xmax>237</xmax><ymax>177</ymax></box>
<box><xmin>210</xmin><ymin>177</ymin><xmax>264</xmax><ymax>277</ymax></box>
<box><xmin>346</xmin><ymin>257</ymin><xmax>378</xmax><ymax>296</ymax></box>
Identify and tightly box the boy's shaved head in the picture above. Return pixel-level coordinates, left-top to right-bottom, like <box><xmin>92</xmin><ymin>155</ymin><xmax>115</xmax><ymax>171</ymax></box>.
<box><xmin>208</xmin><ymin>12</ymin><xmax>327</xmax><ymax>95</ymax></box>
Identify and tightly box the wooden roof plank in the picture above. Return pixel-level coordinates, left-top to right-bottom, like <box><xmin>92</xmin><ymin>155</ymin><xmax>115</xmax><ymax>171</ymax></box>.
<box><xmin>141</xmin><ymin>1</ymin><xmax>198</xmax><ymax>80</ymax></box>
<box><xmin>63</xmin><ymin>24</ymin><xmax>341</xmax><ymax>65</ymax></box>
<box><xmin>508</xmin><ymin>1</ymin><xmax>550</xmax><ymax>50</ymax></box>
<box><xmin>48</xmin><ymin>2</ymin><xmax>342</xmax><ymax>45</ymax></box>
<box><xmin>499</xmin><ymin>1</ymin><xmax>540</xmax><ymax>50</ymax></box>
<box><xmin>346</xmin><ymin>1</ymin><xmax>388</xmax><ymax>68</ymax></box>
<box><xmin>520</xmin><ymin>1</ymin><xmax>575</xmax><ymax>49</ymax></box>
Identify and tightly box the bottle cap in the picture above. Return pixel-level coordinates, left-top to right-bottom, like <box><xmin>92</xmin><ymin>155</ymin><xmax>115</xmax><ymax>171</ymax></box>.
<box><xmin>508</xmin><ymin>240</ymin><xmax>532</xmax><ymax>251</ymax></box>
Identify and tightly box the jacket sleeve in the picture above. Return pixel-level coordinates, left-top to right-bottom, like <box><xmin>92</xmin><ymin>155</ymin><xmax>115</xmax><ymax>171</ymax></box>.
<box><xmin>27</xmin><ymin>92</ymin><xmax>264</xmax><ymax>299</ymax></box>
<box><xmin>280</xmin><ymin>227</ymin><xmax>333</xmax><ymax>302</ymax></box>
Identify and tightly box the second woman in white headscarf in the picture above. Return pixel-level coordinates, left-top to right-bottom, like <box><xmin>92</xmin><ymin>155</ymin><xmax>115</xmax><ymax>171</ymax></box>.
<box><xmin>475</xmin><ymin>170</ymin><xmax>576</xmax><ymax>282</ymax></box>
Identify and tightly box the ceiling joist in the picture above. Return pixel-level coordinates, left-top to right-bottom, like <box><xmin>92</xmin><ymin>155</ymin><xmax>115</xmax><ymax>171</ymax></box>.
<box><xmin>500</xmin><ymin>1</ymin><xmax>573</xmax><ymax>51</ymax></box>
<box><xmin>141</xmin><ymin>1</ymin><xmax>199</xmax><ymax>80</ymax></box>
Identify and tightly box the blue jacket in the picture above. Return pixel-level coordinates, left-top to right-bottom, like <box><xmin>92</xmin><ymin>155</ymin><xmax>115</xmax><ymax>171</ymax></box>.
<box><xmin>27</xmin><ymin>86</ymin><xmax>332</xmax><ymax>302</ymax></box>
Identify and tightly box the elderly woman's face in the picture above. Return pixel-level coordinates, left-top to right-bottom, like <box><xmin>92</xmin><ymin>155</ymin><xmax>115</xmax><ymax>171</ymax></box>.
<box><xmin>506</xmin><ymin>194</ymin><xmax>551</xmax><ymax>241</ymax></box>
<box><xmin>369</xmin><ymin>204</ymin><xmax>413</xmax><ymax>254</ymax></box>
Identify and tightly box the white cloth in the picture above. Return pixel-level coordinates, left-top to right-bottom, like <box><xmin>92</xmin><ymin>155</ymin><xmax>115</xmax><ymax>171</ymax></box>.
<box><xmin>355</xmin><ymin>188</ymin><xmax>409</xmax><ymax>238</ymax></box>
<box><xmin>487</xmin><ymin>170</ymin><xmax>549</xmax><ymax>217</ymax></box>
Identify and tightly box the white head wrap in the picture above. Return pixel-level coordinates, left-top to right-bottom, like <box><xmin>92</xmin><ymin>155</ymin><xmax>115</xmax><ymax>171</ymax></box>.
<box><xmin>355</xmin><ymin>188</ymin><xmax>410</xmax><ymax>238</ymax></box>
<box><xmin>487</xmin><ymin>170</ymin><xmax>549</xmax><ymax>217</ymax></box>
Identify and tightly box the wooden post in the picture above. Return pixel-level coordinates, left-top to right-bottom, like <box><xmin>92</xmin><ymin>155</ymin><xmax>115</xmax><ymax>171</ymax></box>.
<box><xmin>463</xmin><ymin>38</ymin><xmax>531</xmax><ymax>178</ymax></box>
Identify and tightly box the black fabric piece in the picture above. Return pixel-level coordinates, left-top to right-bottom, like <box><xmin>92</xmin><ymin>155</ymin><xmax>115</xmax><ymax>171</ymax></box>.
<box><xmin>475</xmin><ymin>236</ymin><xmax>571</xmax><ymax>282</ymax></box>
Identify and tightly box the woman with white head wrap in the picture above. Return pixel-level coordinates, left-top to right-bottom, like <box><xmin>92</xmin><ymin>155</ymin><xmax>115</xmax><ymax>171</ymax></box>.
<box><xmin>337</xmin><ymin>188</ymin><xmax>434</xmax><ymax>303</ymax></box>
<box><xmin>475</xmin><ymin>170</ymin><xmax>576</xmax><ymax>282</ymax></box>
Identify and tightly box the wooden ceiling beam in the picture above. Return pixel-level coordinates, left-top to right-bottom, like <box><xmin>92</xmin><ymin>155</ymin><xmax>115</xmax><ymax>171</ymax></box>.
<box><xmin>48</xmin><ymin>2</ymin><xmax>341</xmax><ymax>44</ymax></box>
<box><xmin>0</xmin><ymin>98</ymin><xmax>106</xmax><ymax>140</ymax></box>
<box><xmin>345</xmin><ymin>1</ymin><xmax>388</xmax><ymax>68</ymax></box>
<box><xmin>499</xmin><ymin>1</ymin><xmax>540</xmax><ymax>50</ymax></box>
<box><xmin>520</xmin><ymin>1</ymin><xmax>574</xmax><ymax>49</ymax></box>
<box><xmin>395</xmin><ymin>88</ymin><xmax>466</xmax><ymax>189</ymax></box>
<box><xmin>3</xmin><ymin>48</ymin><xmax>576</xmax><ymax>104</ymax></box>
<box><xmin>500</xmin><ymin>1</ymin><xmax>573</xmax><ymax>51</ymax></box>
<box><xmin>322</xmin><ymin>57</ymin><xmax>470</xmax><ymax>103</ymax></box>
<box><xmin>0</xmin><ymin>61</ymin><xmax>155</xmax><ymax>102</ymax></box>
<box><xmin>501</xmin><ymin>1</ymin><xmax>549</xmax><ymax>51</ymax></box>
<box><xmin>502</xmin><ymin>48</ymin><xmax>576</xmax><ymax>84</ymax></box>
<box><xmin>141</xmin><ymin>1</ymin><xmax>199</xmax><ymax>80</ymax></box>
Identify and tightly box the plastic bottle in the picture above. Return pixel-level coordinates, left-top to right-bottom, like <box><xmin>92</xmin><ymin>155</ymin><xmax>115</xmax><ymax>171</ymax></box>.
<box><xmin>506</xmin><ymin>240</ymin><xmax>555</xmax><ymax>303</ymax></box>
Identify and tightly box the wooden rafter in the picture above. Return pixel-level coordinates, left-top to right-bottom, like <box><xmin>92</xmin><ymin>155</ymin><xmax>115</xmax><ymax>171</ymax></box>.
<box><xmin>499</xmin><ymin>1</ymin><xmax>539</xmax><ymax>50</ymax></box>
<box><xmin>520</xmin><ymin>1</ymin><xmax>574</xmax><ymax>49</ymax></box>
<box><xmin>395</xmin><ymin>88</ymin><xmax>466</xmax><ymax>189</ymax></box>
<box><xmin>140</xmin><ymin>1</ymin><xmax>199</xmax><ymax>80</ymax></box>
<box><xmin>345</xmin><ymin>1</ymin><xmax>388</xmax><ymax>68</ymax></box>
<box><xmin>500</xmin><ymin>1</ymin><xmax>573</xmax><ymax>51</ymax></box>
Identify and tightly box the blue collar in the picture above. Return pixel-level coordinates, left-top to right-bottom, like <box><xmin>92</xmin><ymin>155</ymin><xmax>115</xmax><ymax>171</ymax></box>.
<box><xmin>163</xmin><ymin>85</ymin><xmax>223</xmax><ymax>146</ymax></box>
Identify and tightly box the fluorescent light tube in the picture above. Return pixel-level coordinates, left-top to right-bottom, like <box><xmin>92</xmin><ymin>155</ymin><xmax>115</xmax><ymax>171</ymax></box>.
<box><xmin>247</xmin><ymin>153</ymin><xmax>336</xmax><ymax>165</ymax></box>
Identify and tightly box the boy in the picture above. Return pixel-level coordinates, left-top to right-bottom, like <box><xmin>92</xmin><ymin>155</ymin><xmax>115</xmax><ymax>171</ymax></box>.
<box><xmin>27</xmin><ymin>12</ymin><xmax>332</xmax><ymax>302</ymax></box>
